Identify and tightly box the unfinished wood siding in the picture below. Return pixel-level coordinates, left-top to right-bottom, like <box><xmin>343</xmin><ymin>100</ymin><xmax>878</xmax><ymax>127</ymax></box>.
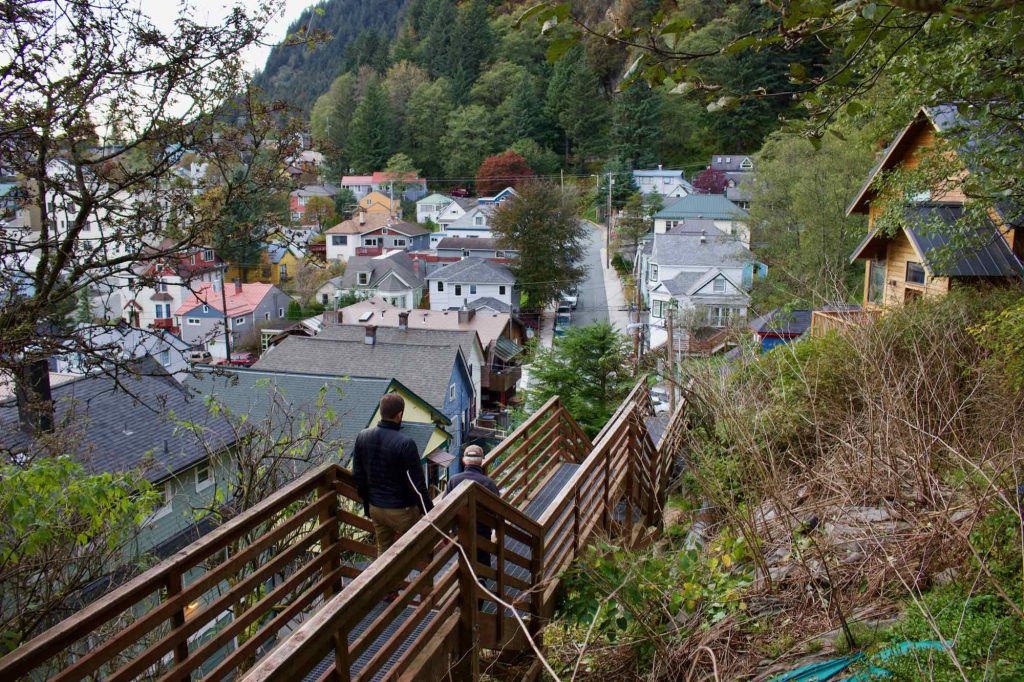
<box><xmin>882</xmin><ymin>231</ymin><xmax>950</xmax><ymax>306</ymax></box>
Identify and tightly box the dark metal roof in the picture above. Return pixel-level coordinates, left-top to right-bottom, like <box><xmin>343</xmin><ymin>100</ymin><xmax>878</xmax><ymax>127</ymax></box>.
<box><xmin>493</xmin><ymin>337</ymin><xmax>525</xmax><ymax>362</ymax></box>
<box><xmin>749</xmin><ymin>308</ymin><xmax>813</xmax><ymax>337</ymax></box>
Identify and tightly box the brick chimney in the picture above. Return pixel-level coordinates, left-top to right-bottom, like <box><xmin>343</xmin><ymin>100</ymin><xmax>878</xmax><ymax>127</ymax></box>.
<box><xmin>364</xmin><ymin>325</ymin><xmax>377</xmax><ymax>345</ymax></box>
<box><xmin>233</xmin><ymin>279</ymin><xmax>242</xmax><ymax>294</ymax></box>
<box><xmin>398</xmin><ymin>311</ymin><xmax>409</xmax><ymax>331</ymax></box>
<box><xmin>358</xmin><ymin>211</ymin><xmax>365</xmax><ymax>225</ymax></box>
<box><xmin>457</xmin><ymin>300</ymin><xmax>475</xmax><ymax>324</ymax></box>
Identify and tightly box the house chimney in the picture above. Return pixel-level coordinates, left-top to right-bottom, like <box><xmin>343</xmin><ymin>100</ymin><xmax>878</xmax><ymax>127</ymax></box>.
<box><xmin>335</xmin><ymin>310</ymin><xmax>343</xmax><ymax>324</ymax></box>
<box><xmin>398</xmin><ymin>311</ymin><xmax>409</xmax><ymax>331</ymax></box>
<box><xmin>700</xmin><ymin>229</ymin><xmax>707</xmax><ymax>244</ymax></box>
<box><xmin>657</xmin><ymin>164</ymin><xmax>662</xmax><ymax>171</ymax></box>
<box><xmin>364</xmin><ymin>325</ymin><xmax>377</xmax><ymax>345</ymax></box>
<box><xmin>15</xmin><ymin>358</ymin><xmax>53</xmax><ymax>434</ymax></box>
<box><xmin>233</xmin><ymin>279</ymin><xmax>242</xmax><ymax>294</ymax></box>
<box><xmin>411</xmin><ymin>258</ymin><xmax>421</xmax><ymax>277</ymax></box>
<box><xmin>358</xmin><ymin>211</ymin><xmax>365</xmax><ymax>225</ymax></box>
<box><xmin>457</xmin><ymin>300</ymin><xmax>475</xmax><ymax>324</ymax></box>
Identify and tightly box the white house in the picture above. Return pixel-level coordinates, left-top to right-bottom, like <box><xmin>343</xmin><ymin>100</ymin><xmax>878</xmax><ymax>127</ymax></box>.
<box><xmin>51</xmin><ymin>323</ymin><xmax>192</xmax><ymax>378</ymax></box>
<box><xmin>639</xmin><ymin>224</ymin><xmax>762</xmax><ymax>350</ymax></box>
<box><xmin>430</xmin><ymin>206</ymin><xmax>496</xmax><ymax>247</ymax></box>
<box><xmin>425</xmin><ymin>258</ymin><xmax>519</xmax><ymax>311</ymax></box>
<box><xmin>316</xmin><ymin>251</ymin><xmax>425</xmax><ymax>310</ymax></box>
<box><xmin>436</xmin><ymin>197</ymin><xmax>476</xmax><ymax>230</ymax></box>
<box><xmin>652</xmin><ymin>194</ymin><xmax>751</xmax><ymax>247</ymax></box>
<box><xmin>633</xmin><ymin>166</ymin><xmax>694</xmax><ymax>198</ymax></box>
<box><xmin>416</xmin><ymin>193</ymin><xmax>455</xmax><ymax>224</ymax></box>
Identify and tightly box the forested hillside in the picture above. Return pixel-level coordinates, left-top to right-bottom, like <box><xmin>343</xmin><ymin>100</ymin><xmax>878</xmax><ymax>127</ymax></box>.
<box><xmin>254</xmin><ymin>0</ymin><xmax>407</xmax><ymax>111</ymax></box>
<box><xmin>294</xmin><ymin>0</ymin><xmax>815</xmax><ymax>184</ymax></box>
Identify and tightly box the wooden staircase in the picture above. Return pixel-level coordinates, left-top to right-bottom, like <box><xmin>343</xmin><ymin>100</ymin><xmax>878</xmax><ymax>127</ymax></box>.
<box><xmin>0</xmin><ymin>381</ymin><xmax>690</xmax><ymax>682</ymax></box>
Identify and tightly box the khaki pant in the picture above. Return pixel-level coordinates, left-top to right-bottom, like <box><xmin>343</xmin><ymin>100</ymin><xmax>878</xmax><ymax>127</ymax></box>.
<box><xmin>369</xmin><ymin>505</ymin><xmax>421</xmax><ymax>555</ymax></box>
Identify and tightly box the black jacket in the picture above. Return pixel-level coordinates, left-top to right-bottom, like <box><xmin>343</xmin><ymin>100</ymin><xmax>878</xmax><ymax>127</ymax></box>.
<box><xmin>446</xmin><ymin>465</ymin><xmax>500</xmax><ymax>538</ymax></box>
<box><xmin>352</xmin><ymin>421</ymin><xmax>433</xmax><ymax>513</ymax></box>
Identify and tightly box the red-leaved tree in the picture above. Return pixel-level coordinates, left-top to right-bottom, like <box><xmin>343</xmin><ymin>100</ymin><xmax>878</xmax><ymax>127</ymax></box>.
<box><xmin>476</xmin><ymin>151</ymin><xmax>535</xmax><ymax>195</ymax></box>
<box><xmin>692</xmin><ymin>168</ymin><xmax>730</xmax><ymax>194</ymax></box>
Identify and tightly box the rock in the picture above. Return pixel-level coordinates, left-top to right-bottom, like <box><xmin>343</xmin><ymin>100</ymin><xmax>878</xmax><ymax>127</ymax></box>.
<box><xmin>932</xmin><ymin>567</ymin><xmax>959</xmax><ymax>585</ymax></box>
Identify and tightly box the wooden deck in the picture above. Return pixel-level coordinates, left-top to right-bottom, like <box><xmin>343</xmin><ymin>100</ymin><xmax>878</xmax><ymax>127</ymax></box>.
<box><xmin>0</xmin><ymin>381</ymin><xmax>691</xmax><ymax>682</ymax></box>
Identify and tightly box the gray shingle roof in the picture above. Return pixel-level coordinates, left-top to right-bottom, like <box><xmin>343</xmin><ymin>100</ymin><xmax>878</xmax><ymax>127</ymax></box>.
<box><xmin>468</xmin><ymin>297</ymin><xmax>511</xmax><ymax>313</ymax></box>
<box><xmin>436</xmin><ymin>237</ymin><xmax>502</xmax><ymax>251</ymax></box>
<box><xmin>184</xmin><ymin>368</ymin><xmax>390</xmax><ymax>458</ymax></box>
<box><xmin>318</xmin><ymin>325</ymin><xmax>481</xmax><ymax>366</ymax></box>
<box><xmin>427</xmin><ymin>257</ymin><xmax>516</xmax><ymax>284</ymax></box>
<box><xmin>0</xmin><ymin>367</ymin><xmax>235</xmax><ymax>483</ymax></box>
<box><xmin>656</xmin><ymin>194</ymin><xmax>750</xmax><ymax>221</ymax></box>
<box><xmin>652</xmin><ymin>232</ymin><xmax>754</xmax><ymax>269</ymax></box>
<box><xmin>709</xmin><ymin>155</ymin><xmax>755</xmax><ymax>173</ymax></box>
<box><xmin>659</xmin><ymin>271</ymin><xmax>706</xmax><ymax>296</ymax></box>
<box><xmin>252</xmin><ymin>336</ymin><xmax>463</xmax><ymax>410</ymax></box>
<box><xmin>749</xmin><ymin>308</ymin><xmax>813</xmax><ymax>336</ymax></box>
<box><xmin>341</xmin><ymin>251</ymin><xmax>424</xmax><ymax>290</ymax></box>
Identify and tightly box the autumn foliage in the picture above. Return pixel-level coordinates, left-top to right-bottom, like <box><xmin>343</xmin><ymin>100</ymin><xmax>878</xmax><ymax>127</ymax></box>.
<box><xmin>692</xmin><ymin>167</ymin><xmax>730</xmax><ymax>194</ymax></box>
<box><xmin>475</xmin><ymin>150</ymin><xmax>535</xmax><ymax>195</ymax></box>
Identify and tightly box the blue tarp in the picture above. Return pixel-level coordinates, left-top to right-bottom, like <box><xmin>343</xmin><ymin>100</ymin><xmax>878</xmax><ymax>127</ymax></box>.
<box><xmin>769</xmin><ymin>641</ymin><xmax>945</xmax><ymax>682</ymax></box>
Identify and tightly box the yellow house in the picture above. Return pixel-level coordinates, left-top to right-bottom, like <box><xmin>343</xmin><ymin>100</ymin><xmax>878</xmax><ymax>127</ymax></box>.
<box><xmin>847</xmin><ymin>105</ymin><xmax>1023</xmax><ymax>309</ymax></box>
<box><xmin>225</xmin><ymin>243</ymin><xmax>303</xmax><ymax>286</ymax></box>
<box><xmin>358</xmin><ymin>190</ymin><xmax>400</xmax><ymax>216</ymax></box>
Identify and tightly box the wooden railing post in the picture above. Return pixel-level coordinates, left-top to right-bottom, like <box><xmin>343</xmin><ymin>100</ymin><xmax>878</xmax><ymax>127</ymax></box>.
<box><xmin>332</xmin><ymin>630</ymin><xmax>352</xmax><ymax>682</ymax></box>
<box><xmin>495</xmin><ymin>519</ymin><xmax>506</xmax><ymax>645</ymax></box>
<box><xmin>166</xmin><ymin>568</ymin><xmax>190</xmax><ymax>681</ymax></box>
<box><xmin>321</xmin><ymin>467</ymin><xmax>342</xmax><ymax>598</ymax></box>
<box><xmin>530</xmin><ymin>525</ymin><xmax>546</xmax><ymax>627</ymax></box>
<box><xmin>602</xmin><ymin>451</ymin><xmax>612</xmax><ymax>532</ymax></box>
<box><xmin>455</xmin><ymin>492</ymin><xmax>480</xmax><ymax>680</ymax></box>
<box><xmin>572</xmin><ymin>487</ymin><xmax>580</xmax><ymax>558</ymax></box>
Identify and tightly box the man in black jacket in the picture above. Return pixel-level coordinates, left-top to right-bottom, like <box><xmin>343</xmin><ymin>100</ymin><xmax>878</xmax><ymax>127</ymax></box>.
<box><xmin>352</xmin><ymin>393</ymin><xmax>433</xmax><ymax>555</ymax></box>
<box><xmin>446</xmin><ymin>445</ymin><xmax>500</xmax><ymax>569</ymax></box>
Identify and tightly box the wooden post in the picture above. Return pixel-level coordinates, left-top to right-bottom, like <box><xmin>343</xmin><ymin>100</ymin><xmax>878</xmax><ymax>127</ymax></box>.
<box><xmin>333</xmin><ymin>630</ymin><xmax>352</xmax><ymax>682</ymax></box>
<box><xmin>455</xmin><ymin>495</ymin><xmax>480</xmax><ymax>680</ymax></box>
<box><xmin>321</xmin><ymin>468</ymin><xmax>341</xmax><ymax>597</ymax></box>
<box><xmin>495</xmin><ymin>519</ymin><xmax>506</xmax><ymax>645</ymax></box>
<box><xmin>166</xmin><ymin>568</ymin><xmax>190</xmax><ymax>680</ymax></box>
<box><xmin>666</xmin><ymin>307</ymin><xmax>676</xmax><ymax>414</ymax></box>
<box><xmin>572</xmin><ymin>487</ymin><xmax>581</xmax><ymax>558</ymax></box>
<box><xmin>602</xmin><ymin>451</ymin><xmax>612</xmax><ymax>532</ymax></box>
<box><xmin>530</xmin><ymin>526</ymin><xmax>545</xmax><ymax>630</ymax></box>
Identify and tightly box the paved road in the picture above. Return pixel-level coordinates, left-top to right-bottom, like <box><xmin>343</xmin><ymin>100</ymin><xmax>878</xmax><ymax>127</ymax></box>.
<box><xmin>572</xmin><ymin>220</ymin><xmax>610</xmax><ymax>327</ymax></box>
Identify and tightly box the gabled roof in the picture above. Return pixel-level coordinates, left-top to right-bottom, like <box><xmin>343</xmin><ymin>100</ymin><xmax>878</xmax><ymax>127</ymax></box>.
<box><xmin>326</xmin><ymin>212</ymin><xmax>391</xmax><ymax>235</ymax></box>
<box><xmin>657</xmin><ymin>268</ymin><xmax>747</xmax><ymax>297</ymax></box>
<box><xmin>371</xmin><ymin>171</ymin><xmax>425</xmax><ymax>185</ymax></box>
<box><xmin>417</xmin><ymin>193</ymin><xmax>453</xmax><ymax>206</ymax></box>
<box><xmin>709</xmin><ymin>155</ymin><xmax>755</xmax><ymax>173</ymax></box>
<box><xmin>340</xmin><ymin>251</ymin><xmax>424</xmax><ymax>290</ymax></box>
<box><xmin>336</xmin><ymin>298</ymin><xmax>520</xmax><ymax>346</ymax></box>
<box><xmin>436</xmin><ymin>237</ymin><xmax>508</xmax><ymax>251</ymax></box>
<box><xmin>291</xmin><ymin>184</ymin><xmax>339</xmax><ymax>198</ymax></box>
<box><xmin>359</xmin><ymin>191</ymin><xmax>399</xmax><ymax>207</ymax></box>
<box><xmin>847</xmin><ymin>105</ymin><xmax>961</xmax><ymax>216</ymax></box>
<box><xmin>656</xmin><ymin>193</ymin><xmax>750</xmax><ymax>221</ymax></box>
<box><xmin>651</xmin><ymin>231</ymin><xmax>754</xmax><ymax>269</ymax></box>
<box><xmin>253</xmin><ymin>336</ymin><xmax>467</xmax><ymax>410</ymax></box>
<box><xmin>749</xmin><ymin>308</ymin><xmax>813</xmax><ymax>337</ymax></box>
<box><xmin>427</xmin><ymin>257</ymin><xmax>516</xmax><ymax>284</ymax></box>
<box><xmin>849</xmin><ymin>204</ymin><xmax>1024</xmax><ymax>279</ymax></box>
<box><xmin>467</xmin><ymin>296</ymin><xmax>511</xmax><ymax>313</ymax></box>
<box><xmin>447</xmin><ymin>206</ymin><xmax>494</xmax><ymax>229</ymax></box>
<box><xmin>267</xmin><ymin>243</ymin><xmax>301</xmax><ymax>264</ymax></box>
<box><xmin>174</xmin><ymin>282</ymin><xmax>281</xmax><ymax>317</ymax></box>
<box><xmin>0</xmin><ymin>366</ymin><xmax>235</xmax><ymax>483</ymax></box>
<box><xmin>319</xmin><ymin>324</ymin><xmax>484</xmax><ymax>364</ymax></box>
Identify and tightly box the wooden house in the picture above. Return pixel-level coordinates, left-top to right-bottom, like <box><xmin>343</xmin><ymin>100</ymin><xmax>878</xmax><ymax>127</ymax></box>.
<box><xmin>846</xmin><ymin>105</ymin><xmax>1023</xmax><ymax>309</ymax></box>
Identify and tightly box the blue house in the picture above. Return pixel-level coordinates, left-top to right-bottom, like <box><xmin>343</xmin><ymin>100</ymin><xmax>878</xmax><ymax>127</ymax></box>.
<box><xmin>252</xmin><ymin>328</ymin><xmax>476</xmax><ymax>473</ymax></box>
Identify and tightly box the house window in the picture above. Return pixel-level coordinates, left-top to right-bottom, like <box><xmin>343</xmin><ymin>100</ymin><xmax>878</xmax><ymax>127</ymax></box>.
<box><xmin>906</xmin><ymin>261</ymin><xmax>926</xmax><ymax>285</ymax></box>
<box><xmin>321</xmin><ymin>294</ymin><xmax>329</xmax><ymax>305</ymax></box>
<box><xmin>278</xmin><ymin>308</ymin><xmax>284</xmax><ymax>317</ymax></box>
<box><xmin>437</xmin><ymin>281</ymin><xmax>444</xmax><ymax>292</ymax></box>
<box><xmin>708</xmin><ymin>306</ymin><xmax>738</xmax><ymax>327</ymax></box>
<box><xmin>331</xmin><ymin>235</ymin><xmax>347</xmax><ymax>246</ymax></box>
<box><xmin>203</xmin><ymin>249</ymin><xmax>213</xmax><ymax>261</ymax></box>
<box><xmin>187</xmin><ymin>318</ymin><xmax>201</xmax><ymax>326</ymax></box>
<box><xmin>202</xmin><ymin>305</ymin><xmax>209</xmax><ymax>313</ymax></box>
<box><xmin>740</xmin><ymin>158</ymin><xmax>753</xmax><ymax>170</ymax></box>
<box><xmin>156</xmin><ymin>282</ymin><xmax>168</xmax><ymax>293</ymax></box>
<box><xmin>264</xmin><ymin>312</ymin><xmax>270</xmax><ymax>320</ymax></box>
<box><xmin>449</xmin><ymin>383</ymin><xmax>456</xmax><ymax>401</ymax></box>
<box><xmin>279</xmin><ymin>264</ymin><xmax>288</xmax><ymax>279</ymax></box>
<box><xmin>364</xmin><ymin>238</ymin><xmax>378</xmax><ymax>247</ymax></box>
<box><xmin>155</xmin><ymin>304</ymin><xmax>170</xmax><ymax>319</ymax></box>
<box><xmin>357</xmin><ymin>272</ymin><xmax>369</xmax><ymax>285</ymax></box>
<box><xmin>499</xmin><ymin>285</ymin><xmax>506</xmax><ymax>296</ymax></box>
<box><xmin>233</xmin><ymin>316</ymin><xmax>245</xmax><ymax>326</ymax></box>
<box><xmin>160</xmin><ymin>350</ymin><xmax>170</xmax><ymax>366</ymax></box>
<box><xmin>712</xmin><ymin>277</ymin><xmax>726</xmax><ymax>293</ymax></box>
<box><xmin>650</xmin><ymin>264</ymin><xmax>659</xmax><ymax>282</ymax></box>
<box><xmin>454</xmin><ymin>285</ymin><xmax>462</xmax><ymax>296</ymax></box>
<box><xmin>868</xmin><ymin>258</ymin><xmax>886</xmax><ymax>304</ymax></box>
<box><xmin>496</xmin><ymin>251</ymin><xmax>505</xmax><ymax>258</ymax></box>
<box><xmin>148</xmin><ymin>481</ymin><xmax>174</xmax><ymax>522</ymax></box>
<box><xmin>394</xmin><ymin>238</ymin><xmax>407</xmax><ymax>247</ymax></box>
<box><xmin>195</xmin><ymin>462</ymin><xmax>212</xmax><ymax>492</ymax></box>
<box><xmin>469</xmin><ymin>285</ymin><xmax>477</xmax><ymax>295</ymax></box>
<box><xmin>474</xmin><ymin>215</ymin><xmax>484</xmax><ymax>226</ymax></box>
<box><xmin>190</xmin><ymin>254</ymin><xmax>196</xmax><ymax>265</ymax></box>
<box><xmin>651</xmin><ymin>300</ymin><xmax>666</xmax><ymax>319</ymax></box>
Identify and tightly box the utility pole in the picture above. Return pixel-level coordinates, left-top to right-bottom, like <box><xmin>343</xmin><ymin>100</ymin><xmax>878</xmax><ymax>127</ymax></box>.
<box><xmin>666</xmin><ymin>306</ymin><xmax>676</xmax><ymax>414</ymax></box>
<box><xmin>220</xmin><ymin>266</ymin><xmax>232</xmax><ymax>359</ymax></box>
<box><xmin>606</xmin><ymin>173</ymin><xmax>614</xmax><ymax>269</ymax></box>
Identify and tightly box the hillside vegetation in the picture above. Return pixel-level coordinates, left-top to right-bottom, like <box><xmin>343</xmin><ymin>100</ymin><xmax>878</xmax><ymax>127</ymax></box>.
<box><xmin>536</xmin><ymin>292</ymin><xmax>1024</xmax><ymax>680</ymax></box>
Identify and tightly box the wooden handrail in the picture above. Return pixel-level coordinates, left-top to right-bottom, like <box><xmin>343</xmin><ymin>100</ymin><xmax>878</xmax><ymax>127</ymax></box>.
<box><xmin>8</xmin><ymin>379</ymin><xmax>694</xmax><ymax>682</ymax></box>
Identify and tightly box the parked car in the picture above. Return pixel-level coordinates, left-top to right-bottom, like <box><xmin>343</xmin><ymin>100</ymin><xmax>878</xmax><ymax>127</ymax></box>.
<box><xmin>554</xmin><ymin>307</ymin><xmax>572</xmax><ymax>336</ymax></box>
<box><xmin>560</xmin><ymin>287</ymin><xmax>579</xmax><ymax>310</ymax></box>
<box><xmin>228</xmin><ymin>352</ymin><xmax>257</xmax><ymax>367</ymax></box>
<box><xmin>187</xmin><ymin>350</ymin><xmax>213</xmax><ymax>364</ymax></box>
<box><xmin>449</xmin><ymin>187</ymin><xmax>470</xmax><ymax>198</ymax></box>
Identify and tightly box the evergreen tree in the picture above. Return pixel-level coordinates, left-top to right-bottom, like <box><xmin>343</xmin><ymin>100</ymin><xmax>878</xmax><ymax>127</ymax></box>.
<box><xmin>347</xmin><ymin>79</ymin><xmax>396</xmax><ymax>173</ymax></box>
<box><xmin>595</xmin><ymin>158</ymin><xmax>638</xmax><ymax>212</ymax></box>
<box><xmin>404</xmin><ymin>78</ymin><xmax>456</xmax><ymax>179</ymax></box>
<box><xmin>504</xmin><ymin>73</ymin><xmax>547</xmax><ymax>145</ymax></box>
<box><xmin>449</xmin><ymin>0</ymin><xmax>493</xmax><ymax>100</ymax></box>
<box><xmin>546</xmin><ymin>46</ymin><xmax>608</xmax><ymax>164</ymax></box>
<box><xmin>422</xmin><ymin>0</ymin><xmax>456</xmax><ymax>79</ymax></box>
<box><xmin>611</xmin><ymin>80</ymin><xmax>662</xmax><ymax>167</ymax></box>
<box><xmin>441</xmin><ymin>105</ymin><xmax>498</xmax><ymax>178</ymax></box>
<box><xmin>310</xmin><ymin>72</ymin><xmax>358</xmax><ymax>179</ymax></box>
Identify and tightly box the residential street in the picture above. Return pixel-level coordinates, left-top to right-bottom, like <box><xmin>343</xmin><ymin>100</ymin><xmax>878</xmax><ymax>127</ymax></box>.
<box><xmin>572</xmin><ymin>220</ymin><xmax>612</xmax><ymax>328</ymax></box>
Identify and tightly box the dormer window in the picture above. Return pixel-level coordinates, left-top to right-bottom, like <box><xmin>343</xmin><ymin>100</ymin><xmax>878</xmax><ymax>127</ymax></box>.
<box><xmin>357</xmin><ymin>272</ymin><xmax>369</xmax><ymax>285</ymax></box>
<box><xmin>713</xmin><ymin>277</ymin><xmax>726</xmax><ymax>293</ymax></box>
<box><xmin>739</xmin><ymin>158</ymin><xmax>753</xmax><ymax>171</ymax></box>
<box><xmin>650</xmin><ymin>264</ymin><xmax>659</xmax><ymax>282</ymax></box>
<box><xmin>203</xmin><ymin>248</ymin><xmax>213</xmax><ymax>261</ymax></box>
<box><xmin>474</xmin><ymin>215</ymin><xmax>484</xmax><ymax>226</ymax></box>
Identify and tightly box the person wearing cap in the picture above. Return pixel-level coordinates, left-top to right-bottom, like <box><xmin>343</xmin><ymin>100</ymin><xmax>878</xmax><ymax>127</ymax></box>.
<box><xmin>446</xmin><ymin>445</ymin><xmax>500</xmax><ymax>569</ymax></box>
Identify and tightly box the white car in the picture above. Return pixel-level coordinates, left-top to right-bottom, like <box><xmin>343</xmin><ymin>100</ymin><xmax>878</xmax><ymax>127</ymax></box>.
<box><xmin>561</xmin><ymin>287</ymin><xmax>579</xmax><ymax>309</ymax></box>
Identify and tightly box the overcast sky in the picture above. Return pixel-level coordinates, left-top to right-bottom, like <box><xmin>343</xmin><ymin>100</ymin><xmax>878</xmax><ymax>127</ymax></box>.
<box><xmin>137</xmin><ymin>0</ymin><xmax>312</xmax><ymax>74</ymax></box>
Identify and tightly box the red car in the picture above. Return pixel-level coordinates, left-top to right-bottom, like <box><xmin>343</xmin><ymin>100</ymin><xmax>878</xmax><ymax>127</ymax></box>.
<box><xmin>449</xmin><ymin>187</ymin><xmax>470</xmax><ymax>198</ymax></box>
<box><xmin>228</xmin><ymin>352</ymin><xmax>257</xmax><ymax>367</ymax></box>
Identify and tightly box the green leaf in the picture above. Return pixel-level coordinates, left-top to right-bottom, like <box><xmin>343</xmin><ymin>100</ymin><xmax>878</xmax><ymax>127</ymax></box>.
<box><xmin>546</xmin><ymin>36</ymin><xmax>577</xmax><ymax>62</ymax></box>
<box><xmin>659</xmin><ymin>17</ymin><xmax>695</xmax><ymax>35</ymax></box>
